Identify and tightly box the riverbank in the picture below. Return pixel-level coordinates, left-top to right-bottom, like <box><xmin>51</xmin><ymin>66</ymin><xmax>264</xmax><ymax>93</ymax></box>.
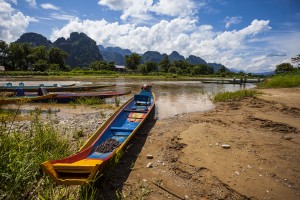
<box><xmin>1</xmin><ymin>87</ymin><xmax>299</xmax><ymax>199</ymax></box>
<box><xmin>98</xmin><ymin>87</ymin><xmax>300</xmax><ymax>199</ymax></box>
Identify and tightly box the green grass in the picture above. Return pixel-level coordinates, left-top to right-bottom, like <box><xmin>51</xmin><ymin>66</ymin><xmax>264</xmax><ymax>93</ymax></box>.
<box><xmin>259</xmin><ymin>71</ymin><xmax>300</xmax><ymax>88</ymax></box>
<box><xmin>213</xmin><ymin>89</ymin><xmax>257</xmax><ymax>102</ymax></box>
<box><xmin>0</xmin><ymin>108</ymin><xmax>100</xmax><ymax>199</ymax></box>
<box><xmin>0</xmin><ymin>110</ymin><xmax>73</xmax><ymax>199</ymax></box>
<box><xmin>71</xmin><ymin>97</ymin><xmax>106</xmax><ymax>105</ymax></box>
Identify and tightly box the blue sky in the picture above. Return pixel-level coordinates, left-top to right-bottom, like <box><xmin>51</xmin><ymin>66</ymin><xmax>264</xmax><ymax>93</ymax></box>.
<box><xmin>1</xmin><ymin>0</ymin><xmax>300</xmax><ymax>72</ymax></box>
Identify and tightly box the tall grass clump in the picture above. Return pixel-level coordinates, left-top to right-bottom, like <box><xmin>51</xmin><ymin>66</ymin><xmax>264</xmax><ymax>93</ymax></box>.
<box><xmin>259</xmin><ymin>71</ymin><xmax>300</xmax><ymax>88</ymax></box>
<box><xmin>0</xmin><ymin>110</ymin><xmax>75</xmax><ymax>199</ymax></box>
<box><xmin>213</xmin><ymin>89</ymin><xmax>257</xmax><ymax>102</ymax></box>
<box><xmin>72</xmin><ymin>97</ymin><xmax>106</xmax><ymax>105</ymax></box>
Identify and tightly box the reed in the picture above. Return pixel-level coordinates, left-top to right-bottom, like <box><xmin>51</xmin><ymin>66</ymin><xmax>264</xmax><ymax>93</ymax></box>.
<box><xmin>213</xmin><ymin>89</ymin><xmax>257</xmax><ymax>102</ymax></box>
<box><xmin>259</xmin><ymin>71</ymin><xmax>300</xmax><ymax>88</ymax></box>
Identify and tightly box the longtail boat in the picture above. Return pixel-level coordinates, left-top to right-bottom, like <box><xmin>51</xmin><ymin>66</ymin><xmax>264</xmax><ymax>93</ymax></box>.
<box><xmin>36</xmin><ymin>90</ymin><xmax>132</xmax><ymax>103</ymax></box>
<box><xmin>0</xmin><ymin>83</ymin><xmax>116</xmax><ymax>92</ymax></box>
<box><xmin>41</xmin><ymin>85</ymin><xmax>155</xmax><ymax>185</ymax></box>
<box><xmin>0</xmin><ymin>93</ymin><xmax>57</xmax><ymax>105</ymax></box>
<box><xmin>0</xmin><ymin>82</ymin><xmax>75</xmax><ymax>92</ymax></box>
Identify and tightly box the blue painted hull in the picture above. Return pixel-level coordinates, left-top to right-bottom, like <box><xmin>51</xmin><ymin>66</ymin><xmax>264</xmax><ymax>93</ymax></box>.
<box><xmin>41</xmin><ymin>87</ymin><xmax>155</xmax><ymax>185</ymax></box>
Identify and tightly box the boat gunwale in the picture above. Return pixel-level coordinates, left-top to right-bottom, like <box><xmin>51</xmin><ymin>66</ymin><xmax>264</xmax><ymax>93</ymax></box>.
<box><xmin>41</xmin><ymin>91</ymin><xmax>156</xmax><ymax>185</ymax></box>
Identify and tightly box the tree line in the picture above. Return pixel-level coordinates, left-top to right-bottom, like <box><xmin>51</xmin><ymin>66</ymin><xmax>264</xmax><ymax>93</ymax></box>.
<box><xmin>0</xmin><ymin>40</ymin><xmax>69</xmax><ymax>71</ymax></box>
<box><xmin>125</xmin><ymin>53</ymin><xmax>218</xmax><ymax>75</ymax></box>
<box><xmin>274</xmin><ymin>54</ymin><xmax>300</xmax><ymax>74</ymax></box>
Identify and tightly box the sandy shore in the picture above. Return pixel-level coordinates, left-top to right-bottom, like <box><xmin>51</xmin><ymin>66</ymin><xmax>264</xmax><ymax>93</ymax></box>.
<box><xmin>96</xmin><ymin>88</ymin><xmax>300</xmax><ymax>200</ymax></box>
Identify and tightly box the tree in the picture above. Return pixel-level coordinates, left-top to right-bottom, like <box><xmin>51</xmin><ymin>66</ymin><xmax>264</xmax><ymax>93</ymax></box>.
<box><xmin>0</xmin><ymin>40</ymin><xmax>8</xmax><ymax>68</ymax></box>
<box><xmin>291</xmin><ymin>54</ymin><xmax>300</xmax><ymax>66</ymax></box>
<box><xmin>88</xmin><ymin>60</ymin><xmax>115</xmax><ymax>71</ymax></box>
<box><xmin>8</xmin><ymin>43</ymin><xmax>27</xmax><ymax>70</ymax></box>
<box><xmin>27</xmin><ymin>46</ymin><xmax>48</xmax><ymax>71</ymax></box>
<box><xmin>125</xmin><ymin>53</ymin><xmax>141</xmax><ymax>70</ymax></box>
<box><xmin>275</xmin><ymin>63</ymin><xmax>294</xmax><ymax>74</ymax></box>
<box><xmin>48</xmin><ymin>48</ymin><xmax>68</xmax><ymax>71</ymax></box>
<box><xmin>159</xmin><ymin>55</ymin><xmax>171</xmax><ymax>72</ymax></box>
<box><xmin>145</xmin><ymin>61</ymin><xmax>158</xmax><ymax>72</ymax></box>
<box><xmin>137</xmin><ymin>64</ymin><xmax>147</xmax><ymax>74</ymax></box>
<box><xmin>172</xmin><ymin>60</ymin><xmax>191</xmax><ymax>75</ymax></box>
<box><xmin>218</xmin><ymin>65</ymin><xmax>226</xmax><ymax>73</ymax></box>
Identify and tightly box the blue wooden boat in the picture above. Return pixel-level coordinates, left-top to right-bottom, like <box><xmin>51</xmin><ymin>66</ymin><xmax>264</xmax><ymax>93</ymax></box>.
<box><xmin>41</xmin><ymin>85</ymin><xmax>155</xmax><ymax>185</ymax></box>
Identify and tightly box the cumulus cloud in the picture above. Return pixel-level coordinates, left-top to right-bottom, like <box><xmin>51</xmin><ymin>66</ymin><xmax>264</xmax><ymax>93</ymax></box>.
<box><xmin>225</xmin><ymin>16</ymin><xmax>242</xmax><ymax>28</ymax></box>
<box><xmin>40</xmin><ymin>3</ymin><xmax>60</xmax><ymax>10</ymax></box>
<box><xmin>50</xmin><ymin>18</ymin><xmax>277</xmax><ymax>72</ymax></box>
<box><xmin>98</xmin><ymin>0</ymin><xmax>197</xmax><ymax>22</ymax></box>
<box><xmin>0</xmin><ymin>0</ymin><xmax>37</xmax><ymax>42</ymax></box>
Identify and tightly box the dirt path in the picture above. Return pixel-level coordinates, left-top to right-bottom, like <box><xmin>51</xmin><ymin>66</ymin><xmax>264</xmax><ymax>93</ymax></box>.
<box><xmin>97</xmin><ymin>88</ymin><xmax>300</xmax><ymax>200</ymax></box>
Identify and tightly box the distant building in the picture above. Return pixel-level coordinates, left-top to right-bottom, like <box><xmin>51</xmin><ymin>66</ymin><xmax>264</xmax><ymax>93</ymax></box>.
<box><xmin>0</xmin><ymin>66</ymin><xmax>5</xmax><ymax>71</ymax></box>
<box><xmin>115</xmin><ymin>65</ymin><xmax>126</xmax><ymax>72</ymax></box>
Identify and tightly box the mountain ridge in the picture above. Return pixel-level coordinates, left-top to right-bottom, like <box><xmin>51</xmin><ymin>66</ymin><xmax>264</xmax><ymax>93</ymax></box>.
<box><xmin>14</xmin><ymin>32</ymin><xmax>227</xmax><ymax>71</ymax></box>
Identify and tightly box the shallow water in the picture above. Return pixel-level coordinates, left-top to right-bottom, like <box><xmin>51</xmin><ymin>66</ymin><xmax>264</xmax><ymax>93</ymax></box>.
<box><xmin>0</xmin><ymin>79</ymin><xmax>255</xmax><ymax>119</ymax></box>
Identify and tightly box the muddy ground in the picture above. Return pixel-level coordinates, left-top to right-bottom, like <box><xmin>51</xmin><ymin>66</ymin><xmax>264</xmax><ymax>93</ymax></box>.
<box><xmin>95</xmin><ymin>88</ymin><xmax>300</xmax><ymax>200</ymax></box>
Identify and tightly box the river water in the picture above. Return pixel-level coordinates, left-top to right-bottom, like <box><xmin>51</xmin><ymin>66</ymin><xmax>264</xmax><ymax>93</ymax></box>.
<box><xmin>0</xmin><ymin>78</ymin><xmax>255</xmax><ymax>119</ymax></box>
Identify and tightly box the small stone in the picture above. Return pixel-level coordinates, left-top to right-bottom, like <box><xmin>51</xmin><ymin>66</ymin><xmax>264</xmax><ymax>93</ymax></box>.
<box><xmin>247</xmin><ymin>164</ymin><xmax>252</xmax><ymax>168</ymax></box>
<box><xmin>143</xmin><ymin>179</ymin><xmax>147</xmax><ymax>182</ymax></box>
<box><xmin>235</xmin><ymin>171</ymin><xmax>240</xmax><ymax>176</ymax></box>
<box><xmin>147</xmin><ymin>154</ymin><xmax>153</xmax><ymax>159</ymax></box>
<box><xmin>222</xmin><ymin>144</ymin><xmax>231</xmax><ymax>149</ymax></box>
<box><xmin>146</xmin><ymin>162</ymin><xmax>153</xmax><ymax>168</ymax></box>
<box><xmin>215</xmin><ymin>142</ymin><xmax>219</xmax><ymax>146</ymax></box>
<box><xmin>185</xmin><ymin>195</ymin><xmax>189</xmax><ymax>199</ymax></box>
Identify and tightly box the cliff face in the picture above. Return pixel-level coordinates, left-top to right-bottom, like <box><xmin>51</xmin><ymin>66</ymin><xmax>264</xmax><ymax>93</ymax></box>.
<box><xmin>15</xmin><ymin>32</ymin><xmax>52</xmax><ymax>47</ymax></box>
<box><xmin>53</xmin><ymin>32</ymin><xmax>103</xmax><ymax>67</ymax></box>
<box><xmin>15</xmin><ymin>32</ymin><xmax>103</xmax><ymax>68</ymax></box>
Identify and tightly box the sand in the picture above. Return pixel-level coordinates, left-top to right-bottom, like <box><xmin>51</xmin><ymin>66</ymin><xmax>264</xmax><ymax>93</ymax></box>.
<box><xmin>96</xmin><ymin>88</ymin><xmax>300</xmax><ymax>200</ymax></box>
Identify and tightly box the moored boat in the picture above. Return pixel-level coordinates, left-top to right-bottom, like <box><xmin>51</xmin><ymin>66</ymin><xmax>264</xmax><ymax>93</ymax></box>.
<box><xmin>0</xmin><ymin>83</ymin><xmax>116</xmax><ymax>92</ymax></box>
<box><xmin>0</xmin><ymin>92</ymin><xmax>57</xmax><ymax>105</ymax></box>
<box><xmin>36</xmin><ymin>90</ymin><xmax>132</xmax><ymax>103</ymax></box>
<box><xmin>41</xmin><ymin>85</ymin><xmax>155</xmax><ymax>185</ymax></box>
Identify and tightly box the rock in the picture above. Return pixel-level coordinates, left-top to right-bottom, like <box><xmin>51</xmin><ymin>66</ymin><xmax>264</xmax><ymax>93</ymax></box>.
<box><xmin>146</xmin><ymin>162</ymin><xmax>153</xmax><ymax>168</ymax></box>
<box><xmin>147</xmin><ymin>154</ymin><xmax>153</xmax><ymax>159</ymax></box>
<box><xmin>222</xmin><ymin>144</ymin><xmax>231</xmax><ymax>149</ymax></box>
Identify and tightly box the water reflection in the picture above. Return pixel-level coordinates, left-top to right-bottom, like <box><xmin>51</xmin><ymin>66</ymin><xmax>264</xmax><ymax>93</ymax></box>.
<box><xmin>1</xmin><ymin>79</ymin><xmax>255</xmax><ymax>119</ymax></box>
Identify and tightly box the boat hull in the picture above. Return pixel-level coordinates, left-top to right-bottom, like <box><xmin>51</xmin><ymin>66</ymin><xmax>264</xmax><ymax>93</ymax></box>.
<box><xmin>0</xmin><ymin>84</ymin><xmax>115</xmax><ymax>92</ymax></box>
<box><xmin>36</xmin><ymin>90</ymin><xmax>131</xmax><ymax>103</ymax></box>
<box><xmin>0</xmin><ymin>94</ymin><xmax>57</xmax><ymax>105</ymax></box>
<box><xmin>41</xmin><ymin>89</ymin><xmax>155</xmax><ymax>185</ymax></box>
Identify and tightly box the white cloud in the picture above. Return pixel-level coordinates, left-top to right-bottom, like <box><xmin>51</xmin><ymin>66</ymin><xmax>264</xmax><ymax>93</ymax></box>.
<box><xmin>98</xmin><ymin>0</ymin><xmax>197</xmax><ymax>22</ymax></box>
<box><xmin>40</xmin><ymin>3</ymin><xmax>60</xmax><ymax>10</ymax></box>
<box><xmin>151</xmin><ymin>0</ymin><xmax>197</xmax><ymax>18</ymax></box>
<box><xmin>50</xmin><ymin>13</ymin><xmax>76</xmax><ymax>21</ymax></box>
<box><xmin>225</xmin><ymin>16</ymin><xmax>242</xmax><ymax>28</ymax></box>
<box><xmin>50</xmin><ymin>17</ymin><xmax>299</xmax><ymax>72</ymax></box>
<box><xmin>25</xmin><ymin>0</ymin><xmax>36</xmax><ymax>7</ymax></box>
<box><xmin>0</xmin><ymin>0</ymin><xmax>37</xmax><ymax>42</ymax></box>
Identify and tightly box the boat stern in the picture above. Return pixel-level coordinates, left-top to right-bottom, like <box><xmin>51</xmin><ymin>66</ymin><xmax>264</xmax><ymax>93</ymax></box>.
<box><xmin>41</xmin><ymin>159</ymin><xmax>104</xmax><ymax>185</ymax></box>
